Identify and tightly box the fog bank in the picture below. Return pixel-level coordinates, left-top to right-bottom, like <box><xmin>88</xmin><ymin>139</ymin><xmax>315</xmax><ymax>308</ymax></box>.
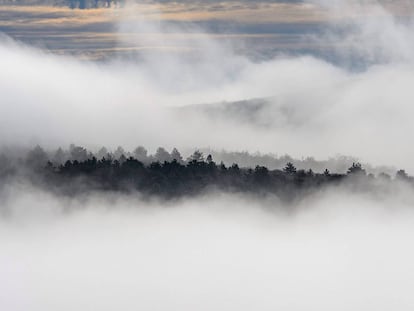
<box><xmin>2</xmin><ymin>1</ymin><xmax>414</xmax><ymax>309</ymax></box>
<box><xmin>1</xmin><ymin>187</ymin><xmax>414</xmax><ymax>311</ymax></box>
<box><xmin>1</xmin><ymin>0</ymin><xmax>414</xmax><ymax>170</ymax></box>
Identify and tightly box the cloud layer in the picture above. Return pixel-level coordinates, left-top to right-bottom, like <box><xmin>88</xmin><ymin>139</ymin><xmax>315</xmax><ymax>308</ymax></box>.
<box><xmin>2</xmin><ymin>2</ymin><xmax>414</xmax><ymax>310</ymax></box>
<box><xmin>1</xmin><ymin>0</ymin><xmax>414</xmax><ymax>171</ymax></box>
<box><xmin>2</xmin><ymin>186</ymin><xmax>414</xmax><ymax>311</ymax></box>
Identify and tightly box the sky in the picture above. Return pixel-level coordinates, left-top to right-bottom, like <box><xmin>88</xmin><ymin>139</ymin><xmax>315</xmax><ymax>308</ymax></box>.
<box><xmin>0</xmin><ymin>1</ymin><xmax>329</xmax><ymax>60</ymax></box>
<box><xmin>0</xmin><ymin>0</ymin><xmax>412</xmax><ymax>60</ymax></box>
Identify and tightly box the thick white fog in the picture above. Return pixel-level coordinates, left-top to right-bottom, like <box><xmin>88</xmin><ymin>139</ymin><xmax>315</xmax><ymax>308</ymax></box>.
<box><xmin>2</xmin><ymin>186</ymin><xmax>414</xmax><ymax>311</ymax></box>
<box><xmin>1</xmin><ymin>1</ymin><xmax>414</xmax><ymax>170</ymax></box>
<box><xmin>2</xmin><ymin>2</ymin><xmax>414</xmax><ymax>309</ymax></box>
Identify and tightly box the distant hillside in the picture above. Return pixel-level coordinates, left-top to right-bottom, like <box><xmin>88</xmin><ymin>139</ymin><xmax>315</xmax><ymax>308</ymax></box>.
<box><xmin>175</xmin><ymin>98</ymin><xmax>396</xmax><ymax>175</ymax></box>
<box><xmin>175</xmin><ymin>97</ymin><xmax>285</xmax><ymax>128</ymax></box>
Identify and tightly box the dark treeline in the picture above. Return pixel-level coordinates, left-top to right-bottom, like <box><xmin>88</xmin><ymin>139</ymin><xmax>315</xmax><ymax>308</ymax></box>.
<box><xmin>200</xmin><ymin>149</ymin><xmax>395</xmax><ymax>175</ymax></box>
<box><xmin>0</xmin><ymin>144</ymin><xmax>412</xmax><ymax>201</ymax></box>
<box><xmin>2</xmin><ymin>144</ymin><xmax>394</xmax><ymax>174</ymax></box>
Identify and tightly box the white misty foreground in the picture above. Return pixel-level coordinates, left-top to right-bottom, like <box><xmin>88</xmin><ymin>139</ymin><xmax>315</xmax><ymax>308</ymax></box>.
<box><xmin>1</xmin><ymin>186</ymin><xmax>414</xmax><ymax>311</ymax></box>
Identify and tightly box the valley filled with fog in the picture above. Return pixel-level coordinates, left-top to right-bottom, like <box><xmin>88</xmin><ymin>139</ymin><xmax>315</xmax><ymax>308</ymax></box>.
<box><xmin>1</xmin><ymin>0</ymin><xmax>414</xmax><ymax>310</ymax></box>
<box><xmin>3</xmin><ymin>186</ymin><xmax>414</xmax><ymax>311</ymax></box>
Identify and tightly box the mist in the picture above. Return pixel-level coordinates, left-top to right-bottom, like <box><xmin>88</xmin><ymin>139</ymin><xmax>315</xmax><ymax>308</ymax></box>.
<box><xmin>0</xmin><ymin>1</ymin><xmax>413</xmax><ymax>170</ymax></box>
<box><xmin>2</xmin><ymin>185</ymin><xmax>414</xmax><ymax>311</ymax></box>
<box><xmin>2</xmin><ymin>1</ymin><xmax>414</xmax><ymax>309</ymax></box>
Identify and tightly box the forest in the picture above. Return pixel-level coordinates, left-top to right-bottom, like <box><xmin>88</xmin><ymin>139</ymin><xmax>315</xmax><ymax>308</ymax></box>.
<box><xmin>0</xmin><ymin>144</ymin><xmax>412</xmax><ymax>201</ymax></box>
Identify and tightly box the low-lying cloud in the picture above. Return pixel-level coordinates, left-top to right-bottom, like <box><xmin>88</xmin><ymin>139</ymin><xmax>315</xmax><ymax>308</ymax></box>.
<box><xmin>1</xmin><ymin>0</ymin><xmax>414</xmax><ymax>172</ymax></box>
<box><xmin>2</xmin><ymin>185</ymin><xmax>414</xmax><ymax>311</ymax></box>
<box><xmin>2</xmin><ymin>2</ymin><xmax>414</xmax><ymax>310</ymax></box>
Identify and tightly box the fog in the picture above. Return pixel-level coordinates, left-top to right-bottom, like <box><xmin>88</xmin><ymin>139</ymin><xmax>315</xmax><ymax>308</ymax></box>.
<box><xmin>0</xmin><ymin>1</ymin><xmax>413</xmax><ymax>170</ymax></box>
<box><xmin>2</xmin><ymin>1</ymin><xmax>414</xmax><ymax>309</ymax></box>
<box><xmin>2</xmin><ymin>185</ymin><xmax>414</xmax><ymax>311</ymax></box>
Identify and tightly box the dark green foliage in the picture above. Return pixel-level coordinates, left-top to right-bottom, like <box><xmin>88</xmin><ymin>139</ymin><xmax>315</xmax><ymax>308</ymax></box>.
<box><xmin>283</xmin><ymin>162</ymin><xmax>297</xmax><ymax>175</ymax></box>
<box><xmin>347</xmin><ymin>162</ymin><xmax>366</xmax><ymax>175</ymax></box>
<box><xmin>36</xmin><ymin>154</ymin><xmax>353</xmax><ymax>200</ymax></box>
<box><xmin>3</xmin><ymin>145</ymin><xmax>413</xmax><ymax>202</ymax></box>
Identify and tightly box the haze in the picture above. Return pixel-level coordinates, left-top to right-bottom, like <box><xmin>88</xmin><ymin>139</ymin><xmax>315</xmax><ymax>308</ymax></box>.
<box><xmin>1</xmin><ymin>1</ymin><xmax>414</xmax><ymax>310</ymax></box>
<box><xmin>1</xmin><ymin>1</ymin><xmax>414</xmax><ymax>169</ymax></box>
<box><xmin>2</xmin><ymin>185</ymin><xmax>414</xmax><ymax>310</ymax></box>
